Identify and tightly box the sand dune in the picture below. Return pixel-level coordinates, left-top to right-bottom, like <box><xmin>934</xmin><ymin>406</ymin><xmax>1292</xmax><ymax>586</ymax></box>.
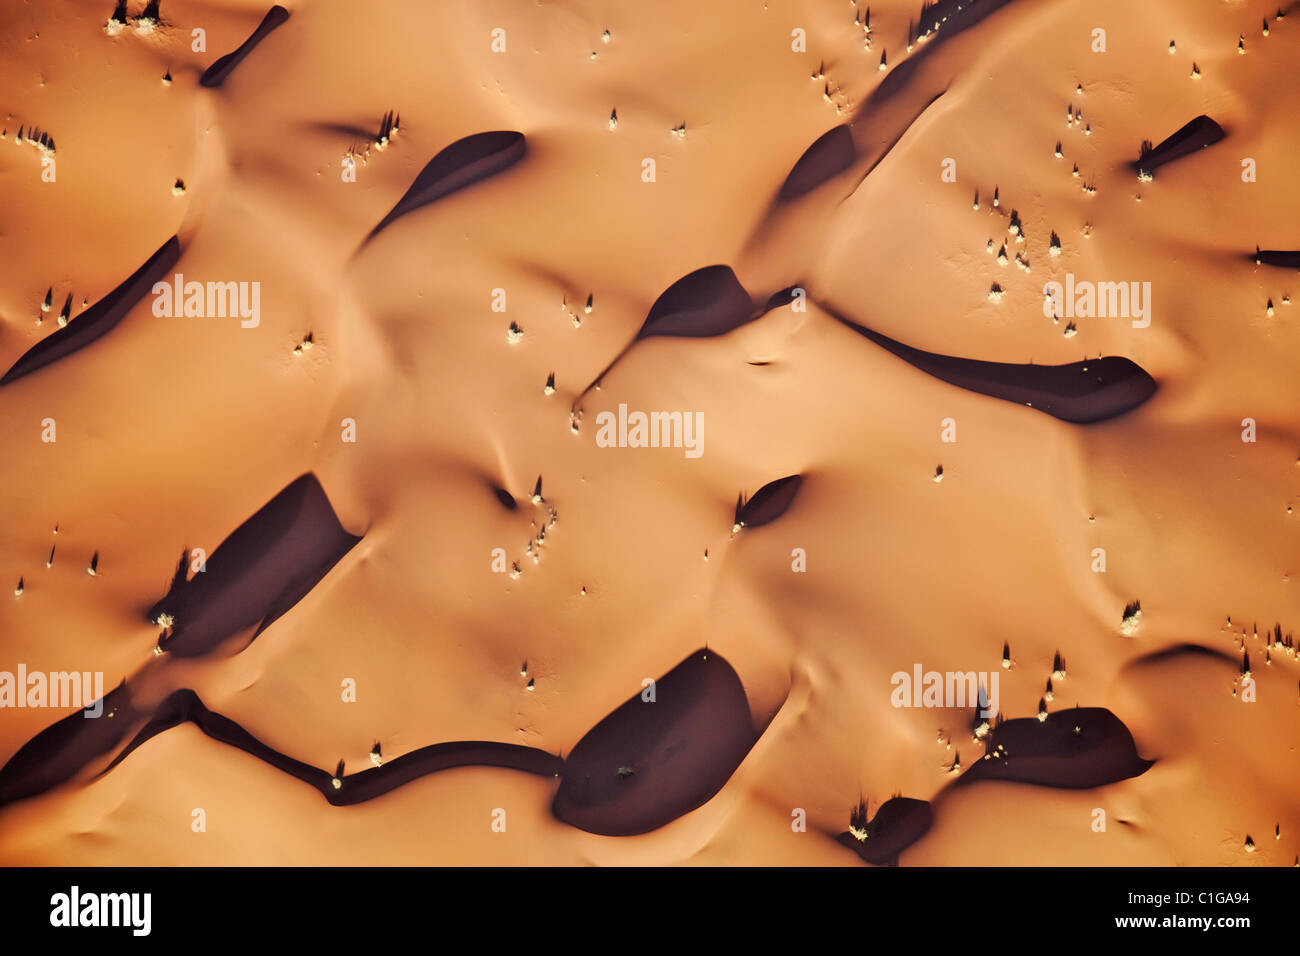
<box><xmin>363</xmin><ymin>130</ymin><xmax>527</xmax><ymax>245</ymax></box>
<box><xmin>1133</xmin><ymin>114</ymin><xmax>1227</xmax><ymax>176</ymax></box>
<box><xmin>833</xmin><ymin>315</ymin><xmax>1159</xmax><ymax>424</ymax></box>
<box><xmin>198</xmin><ymin>5</ymin><xmax>290</xmax><ymax>88</ymax></box>
<box><xmin>0</xmin><ymin>0</ymin><xmax>1297</xmax><ymax>867</ymax></box>
<box><xmin>149</xmin><ymin>473</ymin><xmax>361</xmax><ymax>658</ymax></box>
<box><xmin>1</xmin><ymin>238</ymin><xmax>180</xmax><ymax>386</ymax></box>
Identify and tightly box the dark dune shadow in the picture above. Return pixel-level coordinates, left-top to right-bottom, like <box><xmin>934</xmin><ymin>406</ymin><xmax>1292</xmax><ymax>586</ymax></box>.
<box><xmin>763</xmin><ymin>285</ymin><xmax>806</xmax><ymax>312</ymax></box>
<box><xmin>103</xmin><ymin>690</ymin><xmax>561</xmax><ymax>806</ymax></box>
<box><xmin>736</xmin><ymin>475</ymin><xmax>803</xmax><ymax>529</ymax></box>
<box><xmin>199</xmin><ymin>5</ymin><xmax>290</xmax><ymax>88</ymax></box>
<box><xmin>104</xmin><ymin>689</ymin><xmax>325</xmax><ymax>786</ymax></box>
<box><xmin>849</xmin><ymin>88</ymin><xmax>948</xmax><ymax>191</ymax></box>
<box><xmin>835</xmin><ymin>796</ymin><xmax>933</xmax><ymax>865</ymax></box>
<box><xmin>1253</xmin><ymin>249</ymin><xmax>1300</xmax><ymax>270</ymax></box>
<box><xmin>1</xmin><ymin>237</ymin><xmax>180</xmax><ymax>386</ymax></box>
<box><xmin>1132</xmin><ymin>115</ymin><xmax>1225</xmax><ymax>175</ymax></box>
<box><xmin>1123</xmin><ymin>642</ymin><xmax>1238</xmax><ymax>668</ymax></box>
<box><xmin>746</xmin><ymin>1</ymin><xmax>1016</xmax><ymax>254</ymax></box>
<box><xmin>573</xmin><ymin>265</ymin><xmax>755</xmax><ymax>406</ymax></box>
<box><xmin>856</xmin><ymin>0</ymin><xmax>1016</xmax><ymax>113</ymax></box>
<box><xmin>308</xmin><ymin>120</ymin><xmax>380</xmax><ymax>140</ymax></box>
<box><xmin>637</xmin><ymin>265</ymin><xmax>754</xmax><ymax>340</ymax></box>
<box><xmin>835</xmin><ymin>0</ymin><xmax>1016</xmax><ymax>197</ymax></box>
<box><xmin>489</xmin><ymin>482</ymin><xmax>517</xmax><ymax>511</ymax></box>
<box><xmin>5</xmin><ymin>651</ymin><xmax>762</xmax><ymax>832</ymax></box>
<box><xmin>308</xmin><ymin>110</ymin><xmax>397</xmax><ymax>144</ymax></box>
<box><xmin>336</xmin><ymin>741</ymin><xmax>561</xmax><ymax>805</ymax></box>
<box><xmin>913</xmin><ymin>0</ymin><xmax>1010</xmax><ymax>40</ymax></box>
<box><xmin>552</xmin><ymin>649</ymin><xmax>758</xmax><ymax>836</ymax></box>
<box><xmin>830</xmin><ymin>311</ymin><xmax>1157</xmax><ymax>424</ymax></box>
<box><xmin>363</xmin><ymin>131</ymin><xmax>526</xmax><ymax>245</ymax></box>
<box><xmin>149</xmin><ymin>474</ymin><xmax>362</xmax><ymax>658</ymax></box>
<box><xmin>957</xmin><ymin>707</ymin><xmax>1152</xmax><ymax>789</ymax></box>
<box><xmin>155</xmin><ymin>548</ymin><xmax>189</xmax><ymax>609</ymax></box>
<box><xmin>0</xmin><ymin>683</ymin><xmax>138</xmax><ymax>806</ymax></box>
<box><xmin>780</xmin><ymin>125</ymin><xmax>857</xmax><ymax>201</ymax></box>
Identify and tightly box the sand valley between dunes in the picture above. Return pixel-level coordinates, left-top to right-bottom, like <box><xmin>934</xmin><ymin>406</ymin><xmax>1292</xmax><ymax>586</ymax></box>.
<box><xmin>0</xmin><ymin>0</ymin><xmax>1298</xmax><ymax>866</ymax></box>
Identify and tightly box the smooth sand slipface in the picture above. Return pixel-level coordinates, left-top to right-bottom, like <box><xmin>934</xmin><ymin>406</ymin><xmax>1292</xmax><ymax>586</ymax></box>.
<box><xmin>0</xmin><ymin>0</ymin><xmax>1297</xmax><ymax>865</ymax></box>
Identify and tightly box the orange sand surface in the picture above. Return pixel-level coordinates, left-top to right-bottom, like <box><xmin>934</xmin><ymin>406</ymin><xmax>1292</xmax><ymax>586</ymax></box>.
<box><xmin>1</xmin><ymin>0</ymin><xmax>1297</xmax><ymax>865</ymax></box>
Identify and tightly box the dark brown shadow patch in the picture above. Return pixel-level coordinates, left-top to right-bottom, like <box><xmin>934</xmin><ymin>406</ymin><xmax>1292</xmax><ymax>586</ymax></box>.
<box><xmin>1123</xmin><ymin>642</ymin><xmax>1238</xmax><ymax>668</ymax></box>
<box><xmin>1252</xmin><ymin>249</ymin><xmax>1300</xmax><ymax>270</ymax></box>
<box><xmin>572</xmin><ymin>266</ymin><xmax>756</xmax><ymax>405</ymax></box>
<box><xmin>847</xmin><ymin>0</ymin><xmax>1016</xmax><ymax>177</ymax></box>
<box><xmin>780</xmin><ymin>125</ymin><xmax>856</xmax><ymax>201</ymax></box>
<box><xmin>835</xmin><ymin>796</ymin><xmax>933</xmax><ymax>865</ymax></box>
<box><xmin>5</xmin><ymin>652</ymin><xmax>762</xmax><ymax>826</ymax></box>
<box><xmin>489</xmin><ymin>483</ymin><xmax>517</xmax><ymax>511</ymax></box>
<box><xmin>0</xmin><ymin>683</ymin><xmax>138</xmax><ymax>806</ymax></box>
<box><xmin>736</xmin><ymin>475</ymin><xmax>803</xmax><ymax>529</ymax></box>
<box><xmin>363</xmin><ymin>131</ymin><xmax>526</xmax><ymax>244</ymax></box>
<box><xmin>835</xmin><ymin>314</ymin><xmax>1157</xmax><ymax>424</ymax></box>
<box><xmin>637</xmin><ymin>265</ymin><xmax>754</xmax><ymax>340</ymax></box>
<box><xmin>199</xmin><ymin>5</ymin><xmax>290</xmax><ymax>88</ymax></box>
<box><xmin>1</xmin><ymin>237</ymin><xmax>180</xmax><ymax>386</ymax></box>
<box><xmin>958</xmin><ymin>707</ymin><xmax>1152</xmax><ymax>789</ymax></box>
<box><xmin>1132</xmin><ymin>115</ymin><xmax>1225</xmax><ymax>175</ymax></box>
<box><xmin>762</xmin><ymin>285</ymin><xmax>806</xmax><ymax>312</ymax></box>
<box><xmin>552</xmin><ymin>649</ymin><xmax>758</xmax><ymax>836</ymax></box>
<box><xmin>909</xmin><ymin>0</ymin><xmax>1013</xmax><ymax>48</ymax></box>
<box><xmin>102</xmin><ymin>690</ymin><xmax>561</xmax><ymax>806</ymax></box>
<box><xmin>149</xmin><ymin>474</ymin><xmax>361</xmax><ymax>658</ymax></box>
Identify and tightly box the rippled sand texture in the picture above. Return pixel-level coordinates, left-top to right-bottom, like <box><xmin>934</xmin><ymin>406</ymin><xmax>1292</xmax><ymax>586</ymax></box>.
<box><xmin>1</xmin><ymin>0</ymin><xmax>1298</xmax><ymax>865</ymax></box>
